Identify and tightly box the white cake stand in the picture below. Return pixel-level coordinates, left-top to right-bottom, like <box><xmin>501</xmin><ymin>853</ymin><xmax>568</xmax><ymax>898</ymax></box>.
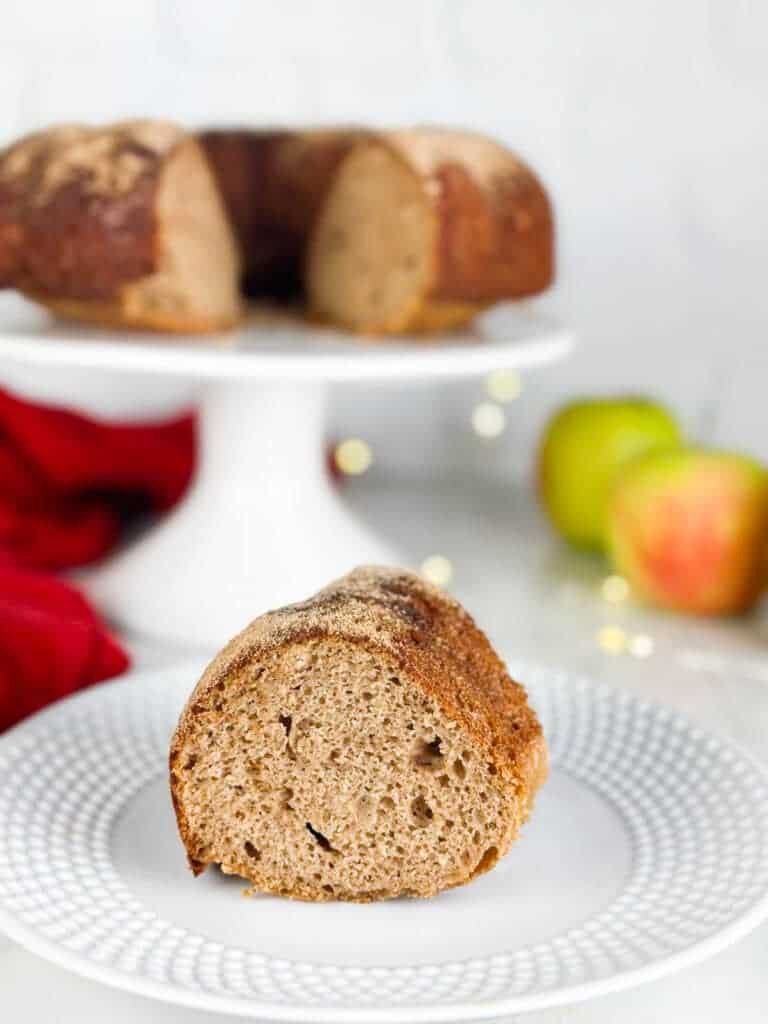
<box><xmin>0</xmin><ymin>296</ymin><xmax>573</xmax><ymax>647</ymax></box>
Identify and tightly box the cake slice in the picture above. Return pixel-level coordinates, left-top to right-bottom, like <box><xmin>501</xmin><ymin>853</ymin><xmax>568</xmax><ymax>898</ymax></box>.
<box><xmin>0</xmin><ymin>121</ymin><xmax>242</xmax><ymax>333</ymax></box>
<box><xmin>306</xmin><ymin>128</ymin><xmax>554</xmax><ymax>334</ymax></box>
<box><xmin>169</xmin><ymin>566</ymin><xmax>547</xmax><ymax>902</ymax></box>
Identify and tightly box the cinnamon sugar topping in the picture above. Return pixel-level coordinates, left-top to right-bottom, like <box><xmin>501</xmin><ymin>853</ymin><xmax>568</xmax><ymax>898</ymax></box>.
<box><xmin>0</xmin><ymin>120</ymin><xmax>184</xmax><ymax>202</ymax></box>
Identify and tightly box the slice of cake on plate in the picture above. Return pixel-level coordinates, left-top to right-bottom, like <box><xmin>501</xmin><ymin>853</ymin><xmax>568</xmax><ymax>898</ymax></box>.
<box><xmin>170</xmin><ymin>566</ymin><xmax>547</xmax><ymax>901</ymax></box>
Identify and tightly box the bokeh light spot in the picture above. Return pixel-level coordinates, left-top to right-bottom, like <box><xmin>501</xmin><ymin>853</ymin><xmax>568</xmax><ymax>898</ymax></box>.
<box><xmin>486</xmin><ymin>368</ymin><xmax>522</xmax><ymax>402</ymax></box>
<box><xmin>420</xmin><ymin>555</ymin><xmax>454</xmax><ymax>587</ymax></box>
<box><xmin>629</xmin><ymin>633</ymin><xmax>655</xmax><ymax>659</ymax></box>
<box><xmin>597</xmin><ymin>625</ymin><xmax>627</xmax><ymax>655</ymax></box>
<box><xmin>334</xmin><ymin>438</ymin><xmax>372</xmax><ymax>476</ymax></box>
<box><xmin>472</xmin><ymin>402</ymin><xmax>506</xmax><ymax>439</ymax></box>
<box><xmin>601</xmin><ymin>575</ymin><xmax>630</xmax><ymax>603</ymax></box>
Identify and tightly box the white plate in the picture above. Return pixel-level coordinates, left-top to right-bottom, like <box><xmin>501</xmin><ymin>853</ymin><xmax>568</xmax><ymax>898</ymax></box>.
<box><xmin>1</xmin><ymin>660</ymin><xmax>767</xmax><ymax>1022</ymax></box>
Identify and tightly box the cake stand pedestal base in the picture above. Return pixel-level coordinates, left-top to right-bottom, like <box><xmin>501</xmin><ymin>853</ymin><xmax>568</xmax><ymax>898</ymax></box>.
<box><xmin>86</xmin><ymin>379</ymin><xmax>399</xmax><ymax>648</ymax></box>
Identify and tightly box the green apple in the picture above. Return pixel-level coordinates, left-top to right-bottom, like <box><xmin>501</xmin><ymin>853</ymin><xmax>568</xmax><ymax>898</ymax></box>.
<box><xmin>607</xmin><ymin>448</ymin><xmax>768</xmax><ymax>615</ymax></box>
<box><xmin>538</xmin><ymin>397</ymin><xmax>682</xmax><ymax>548</ymax></box>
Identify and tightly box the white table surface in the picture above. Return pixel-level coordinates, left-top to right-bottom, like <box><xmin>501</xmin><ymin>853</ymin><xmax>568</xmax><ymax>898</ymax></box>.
<box><xmin>1</xmin><ymin>479</ymin><xmax>766</xmax><ymax>1023</ymax></box>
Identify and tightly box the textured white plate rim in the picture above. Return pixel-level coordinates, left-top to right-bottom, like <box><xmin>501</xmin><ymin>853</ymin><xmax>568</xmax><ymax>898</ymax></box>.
<box><xmin>1</xmin><ymin>665</ymin><xmax>768</xmax><ymax>1022</ymax></box>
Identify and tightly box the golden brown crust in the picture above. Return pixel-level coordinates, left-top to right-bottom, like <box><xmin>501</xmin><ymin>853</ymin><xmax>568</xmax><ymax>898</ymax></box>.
<box><xmin>398</xmin><ymin>299</ymin><xmax>487</xmax><ymax>333</ymax></box>
<box><xmin>308</xmin><ymin>299</ymin><xmax>486</xmax><ymax>337</ymax></box>
<box><xmin>170</xmin><ymin>566</ymin><xmax>547</xmax><ymax>891</ymax></box>
<box><xmin>27</xmin><ymin>293</ymin><xmax>240</xmax><ymax>335</ymax></box>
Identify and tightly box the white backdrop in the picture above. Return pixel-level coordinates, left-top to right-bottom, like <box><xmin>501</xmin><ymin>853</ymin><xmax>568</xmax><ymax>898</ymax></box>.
<box><xmin>0</xmin><ymin>0</ymin><xmax>765</xmax><ymax>479</ymax></box>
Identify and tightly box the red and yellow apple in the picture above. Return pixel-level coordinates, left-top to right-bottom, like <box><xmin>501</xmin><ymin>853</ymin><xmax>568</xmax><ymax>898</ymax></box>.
<box><xmin>606</xmin><ymin>449</ymin><xmax>768</xmax><ymax>615</ymax></box>
<box><xmin>538</xmin><ymin>398</ymin><xmax>682</xmax><ymax>548</ymax></box>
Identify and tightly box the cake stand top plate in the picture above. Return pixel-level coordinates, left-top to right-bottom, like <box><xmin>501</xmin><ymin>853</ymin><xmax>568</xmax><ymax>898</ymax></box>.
<box><xmin>0</xmin><ymin>296</ymin><xmax>572</xmax><ymax>382</ymax></box>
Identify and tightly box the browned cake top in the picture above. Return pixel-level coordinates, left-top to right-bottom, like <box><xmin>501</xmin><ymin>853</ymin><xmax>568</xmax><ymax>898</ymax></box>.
<box><xmin>183</xmin><ymin>566</ymin><xmax>545</xmax><ymax>791</ymax></box>
<box><xmin>0</xmin><ymin>120</ymin><xmax>186</xmax><ymax>299</ymax></box>
<box><xmin>0</xmin><ymin>121</ymin><xmax>182</xmax><ymax>199</ymax></box>
<box><xmin>385</xmin><ymin>128</ymin><xmax>527</xmax><ymax>183</ymax></box>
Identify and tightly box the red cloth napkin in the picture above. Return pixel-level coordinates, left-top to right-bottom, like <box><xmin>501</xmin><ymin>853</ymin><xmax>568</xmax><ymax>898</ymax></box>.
<box><xmin>0</xmin><ymin>567</ymin><xmax>130</xmax><ymax>732</ymax></box>
<box><xmin>0</xmin><ymin>388</ymin><xmax>195</xmax><ymax>569</ymax></box>
<box><xmin>0</xmin><ymin>387</ymin><xmax>196</xmax><ymax>731</ymax></box>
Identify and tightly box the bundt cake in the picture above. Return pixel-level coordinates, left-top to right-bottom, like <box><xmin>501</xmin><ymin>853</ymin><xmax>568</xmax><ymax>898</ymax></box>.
<box><xmin>169</xmin><ymin>566</ymin><xmax>547</xmax><ymax>902</ymax></box>
<box><xmin>0</xmin><ymin>120</ymin><xmax>554</xmax><ymax>337</ymax></box>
